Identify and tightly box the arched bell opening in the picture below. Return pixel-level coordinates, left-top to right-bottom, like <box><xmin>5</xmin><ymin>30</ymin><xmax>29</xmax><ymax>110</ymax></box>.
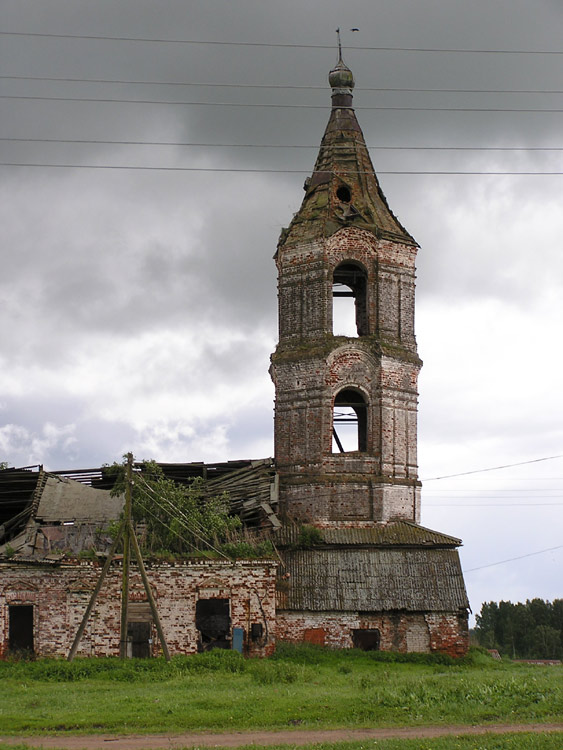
<box><xmin>332</xmin><ymin>388</ymin><xmax>368</xmax><ymax>453</ymax></box>
<box><xmin>332</xmin><ymin>262</ymin><xmax>368</xmax><ymax>337</ymax></box>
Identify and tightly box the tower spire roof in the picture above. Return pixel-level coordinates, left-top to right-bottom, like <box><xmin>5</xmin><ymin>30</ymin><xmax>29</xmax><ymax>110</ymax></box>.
<box><xmin>277</xmin><ymin>56</ymin><xmax>416</xmax><ymax>250</ymax></box>
<box><xmin>329</xmin><ymin>29</ymin><xmax>355</xmax><ymax>108</ymax></box>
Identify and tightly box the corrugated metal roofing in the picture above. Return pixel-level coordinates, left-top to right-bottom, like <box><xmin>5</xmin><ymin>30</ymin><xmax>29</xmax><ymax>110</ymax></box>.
<box><xmin>277</xmin><ymin>547</ymin><xmax>469</xmax><ymax>612</ymax></box>
<box><xmin>275</xmin><ymin>520</ymin><xmax>461</xmax><ymax>548</ymax></box>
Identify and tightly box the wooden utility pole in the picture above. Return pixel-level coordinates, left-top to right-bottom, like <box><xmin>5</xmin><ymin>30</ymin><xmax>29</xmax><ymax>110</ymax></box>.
<box><xmin>119</xmin><ymin>452</ymin><xmax>133</xmax><ymax>658</ymax></box>
<box><xmin>67</xmin><ymin>453</ymin><xmax>171</xmax><ymax>662</ymax></box>
<box><xmin>67</xmin><ymin>519</ymin><xmax>125</xmax><ymax>662</ymax></box>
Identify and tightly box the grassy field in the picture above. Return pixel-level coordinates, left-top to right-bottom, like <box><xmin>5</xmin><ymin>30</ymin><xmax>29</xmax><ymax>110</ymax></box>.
<box><xmin>0</xmin><ymin>646</ymin><xmax>561</xmax><ymax>736</ymax></box>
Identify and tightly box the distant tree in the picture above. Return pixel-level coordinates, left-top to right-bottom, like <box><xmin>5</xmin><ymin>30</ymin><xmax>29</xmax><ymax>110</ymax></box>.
<box><xmin>531</xmin><ymin>625</ymin><xmax>561</xmax><ymax>659</ymax></box>
<box><xmin>474</xmin><ymin>599</ymin><xmax>563</xmax><ymax>659</ymax></box>
<box><xmin>474</xmin><ymin>601</ymin><xmax>499</xmax><ymax>649</ymax></box>
<box><xmin>0</xmin><ymin>462</ymin><xmax>8</xmax><ymax>470</ymax></box>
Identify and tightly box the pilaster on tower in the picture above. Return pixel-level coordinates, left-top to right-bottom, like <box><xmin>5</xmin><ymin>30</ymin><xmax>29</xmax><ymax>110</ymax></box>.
<box><xmin>270</xmin><ymin>55</ymin><xmax>422</xmax><ymax>527</ymax></box>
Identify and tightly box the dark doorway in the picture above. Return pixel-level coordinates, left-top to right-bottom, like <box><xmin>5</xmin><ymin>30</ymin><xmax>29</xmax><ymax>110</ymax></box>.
<box><xmin>352</xmin><ymin>628</ymin><xmax>381</xmax><ymax>651</ymax></box>
<box><xmin>196</xmin><ymin>598</ymin><xmax>231</xmax><ymax>651</ymax></box>
<box><xmin>127</xmin><ymin>621</ymin><xmax>151</xmax><ymax>658</ymax></box>
<box><xmin>9</xmin><ymin>605</ymin><xmax>34</xmax><ymax>654</ymax></box>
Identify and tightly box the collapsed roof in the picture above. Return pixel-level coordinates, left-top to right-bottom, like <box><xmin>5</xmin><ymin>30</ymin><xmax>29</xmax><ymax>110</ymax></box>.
<box><xmin>0</xmin><ymin>459</ymin><xmax>278</xmax><ymax>560</ymax></box>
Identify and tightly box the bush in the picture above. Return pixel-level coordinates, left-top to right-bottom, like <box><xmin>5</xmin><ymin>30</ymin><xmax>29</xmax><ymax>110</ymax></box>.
<box><xmin>271</xmin><ymin>641</ymin><xmax>458</xmax><ymax>667</ymax></box>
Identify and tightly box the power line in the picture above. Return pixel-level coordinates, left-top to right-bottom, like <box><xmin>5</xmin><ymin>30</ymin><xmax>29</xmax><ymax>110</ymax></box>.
<box><xmin>464</xmin><ymin>544</ymin><xmax>563</xmax><ymax>573</ymax></box>
<box><xmin>430</xmin><ymin>477</ymin><xmax>563</xmax><ymax>482</ymax></box>
<box><xmin>423</xmin><ymin>454</ymin><xmax>563</xmax><ymax>481</ymax></box>
<box><xmin>133</xmin><ymin>490</ymin><xmax>220</xmax><ymax>559</ymax></box>
<box><xmin>3</xmin><ymin>75</ymin><xmax>563</xmax><ymax>95</ymax></box>
<box><xmin>2</xmin><ymin>162</ymin><xmax>562</xmax><ymax>175</ymax></box>
<box><xmin>1</xmin><ymin>31</ymin><xmax>562</xmax><ymax>55</ymax></box>
<box><xmin>2</xmin><ymin>137</ymin><xmax>562</xmax><ymax>152</ymax></box>
<box><xmin>134</xmin><ymin>477</ymin><xmax>230</xmax><ymax>560</ymax></box>
<box><xmin>4</xmin><ymin>94</ymin><xmax>563</xmax><ymax>112</ymax></box>
<box><xmin>424</xmin><ymin>502</ymin><xmax>563</xmax><ymax>510</ymax></box>
<box><xmin>427</xmin><ymin>491</ymin><xmax>563</xmax><ymax>495</ymax></box>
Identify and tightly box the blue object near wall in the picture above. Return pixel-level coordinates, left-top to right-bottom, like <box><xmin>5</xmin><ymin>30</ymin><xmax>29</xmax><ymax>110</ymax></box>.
<box><xmin>232</xmin><ymin>627</ymin><xmax>244</xmax><ymax>653</ymax></box>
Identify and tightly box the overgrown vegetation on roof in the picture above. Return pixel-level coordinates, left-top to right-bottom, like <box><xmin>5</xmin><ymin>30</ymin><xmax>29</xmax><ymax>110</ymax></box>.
<box><xmin>107</xmin><ymin>459</ymin><xmax>273</xmax><ymax>560</ymax></box>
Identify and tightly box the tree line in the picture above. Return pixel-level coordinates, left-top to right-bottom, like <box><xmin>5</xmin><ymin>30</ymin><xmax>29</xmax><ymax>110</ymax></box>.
<box><xmin>474</xmin><ymin>599</ymin><xmax>563</xmax><ymax>659</ymax></box>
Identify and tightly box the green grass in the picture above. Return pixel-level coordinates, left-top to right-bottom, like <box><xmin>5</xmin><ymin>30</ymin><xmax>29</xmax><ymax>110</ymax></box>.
<box><xmin>0</xmin><ymin>646</ymin><xmax>561</xmax><ymax>735</ymax></box>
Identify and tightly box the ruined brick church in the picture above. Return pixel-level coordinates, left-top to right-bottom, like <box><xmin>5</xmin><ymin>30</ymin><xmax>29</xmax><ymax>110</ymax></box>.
<box><xmin>0</xmin><ymin>55</ymin><xmax>469</xmax><ymax>658</ymax></box>
<box><xmin>271</xmin><ymin>55</ymin><xmax>469</xmax><ymax>654</ymax></box>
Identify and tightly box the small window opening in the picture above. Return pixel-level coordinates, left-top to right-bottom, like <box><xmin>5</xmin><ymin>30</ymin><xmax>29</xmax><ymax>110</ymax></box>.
<box><xmin>196</xmin><ymin>598</ymin><xmax>231</xmax><ymax>652</ymax></box>
<box><xmin>9</xmin><ymin>605</ymin><xmax>34</xmax><ymax>655</ymax></box>
<box><xmin>332</xmin><ymin>389</ymin><xmax>367</xmax><ymax>453</ymax></box>
<box><xmin>352</xmin><ymin>628</ymin><xmax>380</xmax><ymax>651</ymax></box>
<box><xmin>332</xmin><ymin>262</ymin><xmax>368</xmax><ymax>337</ymax></box>
<box><xmin>336</xmin><ymin>185</ymin><xmax>351</xmax><ymax>203</ymax></box>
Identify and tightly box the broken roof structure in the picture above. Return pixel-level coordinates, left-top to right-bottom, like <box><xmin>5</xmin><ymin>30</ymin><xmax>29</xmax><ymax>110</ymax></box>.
<box><xmin>0</xmin><ymin>458</ymin><xmax>278</xmax><ymax>560</ymax></box>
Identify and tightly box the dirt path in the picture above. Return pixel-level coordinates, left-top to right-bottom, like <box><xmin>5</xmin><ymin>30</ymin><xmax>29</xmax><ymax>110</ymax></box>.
<box><xmin>2</xmin><ymin>724</ymin><xmax>563</xmax><ymax>749</ymax></box>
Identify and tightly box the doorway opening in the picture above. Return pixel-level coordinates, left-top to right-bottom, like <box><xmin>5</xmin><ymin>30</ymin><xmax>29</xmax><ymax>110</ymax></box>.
<box><xmin>127</xmin><ymin>621</ymin><xmax>151</xmax><ymax>658</ymax></box>
<box><xmin>9</xmin><ymin>605</ymin><xmax>34</xmax><ymax>655</ymax></box>
<box><xmin>127</xmin><ymin>601</ymin><xmax>152</xmax><ymax>658</ymax></box>
<box><xmin>196</xmin><ymin>598</ymin><xmax>231</xmax><ymax>651</ymax></box>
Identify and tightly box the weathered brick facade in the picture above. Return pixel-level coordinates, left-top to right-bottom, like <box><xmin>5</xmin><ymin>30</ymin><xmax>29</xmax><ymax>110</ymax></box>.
<box><xmin>271</xmin><ymin>69</ymin><xmax>422</xmax><ymax>526</ymax></box>
<box><xmin>276</xmin><ymin>611</ymin><xmax>469</xmax><ymax>659</ymax></box>
<box><xmin>271</xmin><ymin>55</ymin><xmax>469</xmax><ymax>656</ymax></box>
<box><xmin>0</xmin><ymin>559</ymin><xmax>276</xmax><ymax>658</ymax></box>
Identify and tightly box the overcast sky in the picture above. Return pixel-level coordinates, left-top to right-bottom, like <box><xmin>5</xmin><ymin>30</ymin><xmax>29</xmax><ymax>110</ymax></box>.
<box><xmin>1</xmin><ymin>0</ymin><xmax>562</xmax><ymax>623</ymax></box>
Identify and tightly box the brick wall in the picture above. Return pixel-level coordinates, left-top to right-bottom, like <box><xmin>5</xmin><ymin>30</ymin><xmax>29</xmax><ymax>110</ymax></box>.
<box><xmin>271</xmin><ymin>225</ymin><xmax>422</xmax><ymax>525</ymax></box>
<box><xmin>0</xmin><ymin>559</ymin><xmax>277</xmax><ymax>659</ymax></box>
<box><xmin>276</xmin><ymin>610</ymin><xmax>469</xmax><ymax>658</ymax></box>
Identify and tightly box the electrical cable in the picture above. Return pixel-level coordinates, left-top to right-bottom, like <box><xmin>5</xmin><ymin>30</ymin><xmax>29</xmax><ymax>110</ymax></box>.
<box><xmin>2</xmin><ymin>163</ymin><xmax>562</xmax><ymax>175</ymax></box>
<box><xmin>4</xmin><ymin>94</ymin><xmax>563</xmax><ymax>111</ymax></box>
<box><xmin>134</xmin><ymin>475</ymin><xmax>231</xmax><ymax>559</ymax></box>
<box><xmin>3</xmin><ymin>75</ymin><xmax>563</xmax><ymax>94</ymax></box>
<box><xmin>132</xmin><ymin>490</ymin><xmax>219</xmax><ymax>559</ymax></box>
<box><xmin>136</xmin><ymin>476</ymin><xmax>216</xmax><ymax>539</ymax></box>
<box><xmin>464</xmin><ymin>544</ymin><xmax>563</xmax><ymax>572</ymax></box>
<box><xmin>133</xmin><ymin>479</ymin><xmax>230</xmax><ymax>560</ymax></box>
<box><xmin>426</xmin><ymin>503</ymin><xmax>563</xmax><ymax>507</ymax></box>
<box><xmin>2</xmin><ymin>137</ymin><xmax>562</xmax><ymax>152</ymax></box>
<box><xmin>1</xmin><ymin>31</ymin><xmax>562</xmax><ymax>55</ymax></box>
<box><xmin>423</xmin><ymin>454</ymin><xmax>563</xmax><ymax>481</ymax></box>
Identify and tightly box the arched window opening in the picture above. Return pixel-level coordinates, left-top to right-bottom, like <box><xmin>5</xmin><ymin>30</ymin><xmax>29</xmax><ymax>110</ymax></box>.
<box><xmin>332</xmin><ymin>389</ymin><xmax>367</xmax><ymax>453</ymax></box>
<box><xmin>332</xmin><ymin>263</ymin><xmax>368</xmax><ymax>337</ymax></box>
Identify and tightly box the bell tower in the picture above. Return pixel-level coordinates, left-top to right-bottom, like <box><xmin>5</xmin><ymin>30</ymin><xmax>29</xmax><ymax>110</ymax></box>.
<box><xmin>271</xmin><ymin>53</ymin><xmax>422</xmax><ymax>527</ymax></box>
